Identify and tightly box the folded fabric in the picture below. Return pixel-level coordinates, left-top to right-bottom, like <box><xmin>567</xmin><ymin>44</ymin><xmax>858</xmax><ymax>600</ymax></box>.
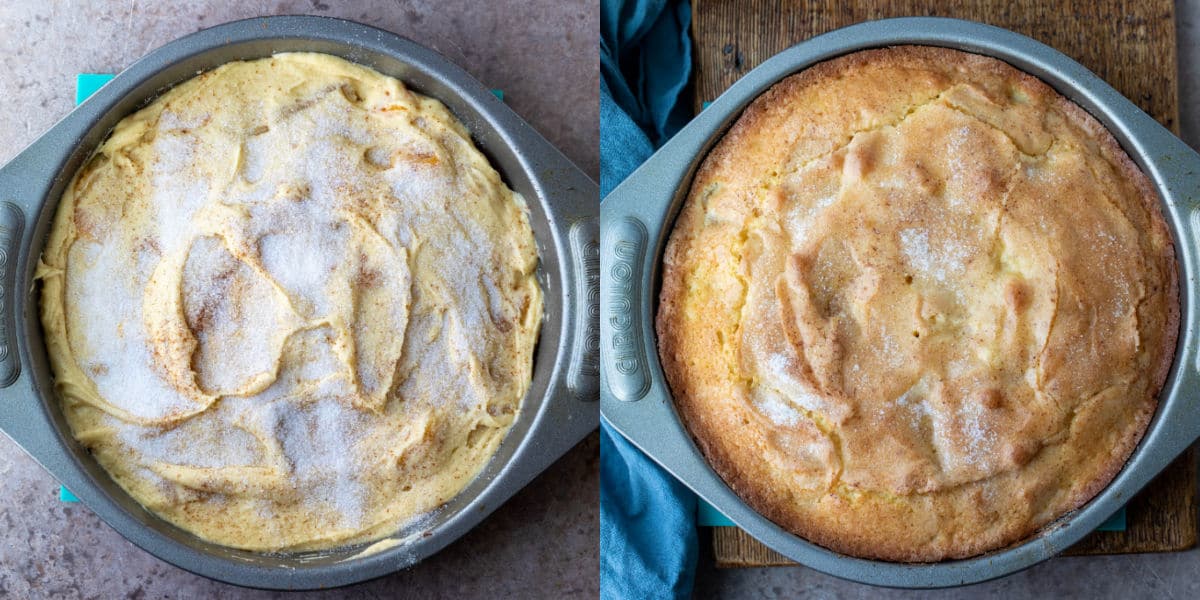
<box><xmin>599</xmin><ymin>0</ymin><xmax>693</xmax><ymax>195</ymax></box>
<box><xmin>600</xmin><ymin>1</ymin><xmax>697</xmax><ymax>599</ymax></box>
<box><xmin>601</xmin><ymin>421</ymin><xmax>698</xmax><ymax>600</ymax></box>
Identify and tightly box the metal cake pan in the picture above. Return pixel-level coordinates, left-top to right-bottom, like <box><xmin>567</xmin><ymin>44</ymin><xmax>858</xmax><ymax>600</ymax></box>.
<box><xmin>0</xmin><ymin>16</ymin><xmax>598</xmax><ymax>590</ymax></box>
<box><xmin>601</xmin><ymin>17</ymin><xmax>1200</xmax><ymax>588</ymax></box>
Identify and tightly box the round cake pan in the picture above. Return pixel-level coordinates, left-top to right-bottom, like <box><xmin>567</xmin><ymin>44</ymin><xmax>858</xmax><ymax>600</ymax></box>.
<box><xmin>0</xmin><ymin>16</ymin><xmax>598</xmax><ymax>590</ymax></box>
<box><xmin>601</xmin><ymin>17</ymin><xmax>1200</xmax><ymax>588</ymax></box>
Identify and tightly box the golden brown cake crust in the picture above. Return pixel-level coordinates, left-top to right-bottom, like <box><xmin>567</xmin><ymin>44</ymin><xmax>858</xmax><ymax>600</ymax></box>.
<box><xmin>657</xmin><ymin>46</ymin><xmax>1178</xmax><ymax>562</ymax></box>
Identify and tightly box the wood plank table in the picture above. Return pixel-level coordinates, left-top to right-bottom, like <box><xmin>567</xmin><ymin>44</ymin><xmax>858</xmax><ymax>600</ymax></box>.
<box><xmin>690</xmin><ymin>0</ymin><xmax>1197</xmax><ymax>566</ymax></box>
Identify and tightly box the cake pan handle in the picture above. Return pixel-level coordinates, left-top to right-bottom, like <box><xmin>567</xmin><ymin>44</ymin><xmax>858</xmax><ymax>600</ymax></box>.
<box><xmin>1128</xmin><ymin>115</ymin><xmax>1200</xmax><ymax>462</ymax></box>
<box><xmin>0</xmin><ymin>201</ymin><xmax>23</xmax><ymax>390</ymax></box>
<box><xmin>598</xmin><ymin>128</ymin><xmax>696</xmax><ymax>407</ymax></box>
<box><xmin>552</xmin><ymin>172</ymin><xmax>600</xmax><ymax>406</ymax></box>
<box><xmin>598</xmin><ymin>165</ymin><xmax>777</xmax><ymax>553</ymax></box>
<box><xmin>599</xmin><ymin>133</ymin><xmax>693</xmax><ymax>434</ymax></box>
<box><xmin>0</xmin><ymin>135</ymin><xmax>60</xmax><ymax>394</ymax></box>
<box><xmin>522</xmin><ymin>140</ymin><xmax>600</xmax><ymax>408</ymax></box>
<box><xmin>562</xmin><ymin>210</ymin><xmax>600</xmax><ymax>403</ymax></box>
<box><xmin>0</xmin><ymin>136</ymin><xmax>74</xmax><ymax>463</ymax></box>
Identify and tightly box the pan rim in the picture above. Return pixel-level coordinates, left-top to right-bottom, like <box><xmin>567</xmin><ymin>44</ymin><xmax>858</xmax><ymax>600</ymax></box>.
<box><xmin>600</xmin><ymin>15</ymin><xmax>1199</xmax><ymax>589</ymax></box>
<box><xmin>0</xmin><ymin>14</ymin><xmax>597</xmax><ymax>590</ymax></box>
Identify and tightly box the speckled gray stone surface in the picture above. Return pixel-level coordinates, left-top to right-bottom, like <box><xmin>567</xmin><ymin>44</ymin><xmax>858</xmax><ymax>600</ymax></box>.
<box><xmin>0</xmin><ymin>1</ymin><xmax>597</xmax><ymax>598</ymax></box>
<box><xmin>692</xmin><ymin>1</ymin><xmax>1200</xmax><ymax>598</ymax></box>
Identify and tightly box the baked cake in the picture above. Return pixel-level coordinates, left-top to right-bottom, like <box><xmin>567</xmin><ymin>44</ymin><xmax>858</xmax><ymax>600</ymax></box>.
<box><xmin>38</xmin><ymin>53</ymin><xmax>542</xmax><ymax>551</ymax></box>
<box><xmin>657</xmin><ymin>46</ymin><xmax>1177</xmax><ymax>561</ymax></box>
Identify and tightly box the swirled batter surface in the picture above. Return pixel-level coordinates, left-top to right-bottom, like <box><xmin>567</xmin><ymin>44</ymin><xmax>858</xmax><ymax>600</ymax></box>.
<box><xmin>39</xmin><ymin>53</ymin><xmax>542</xmax><ymax>551</ymax></box>
<box><xmin>657</xmin><ymin>47</ymin><xmax>1177</xmax><ymax>561</ymax></box>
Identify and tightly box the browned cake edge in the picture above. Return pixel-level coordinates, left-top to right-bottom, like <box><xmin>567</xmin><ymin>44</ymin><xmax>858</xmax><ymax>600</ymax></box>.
<box><xmin>656</xmin><ymin>45</ymin><xmax>1179</xmax><ymax>562</ymax></box>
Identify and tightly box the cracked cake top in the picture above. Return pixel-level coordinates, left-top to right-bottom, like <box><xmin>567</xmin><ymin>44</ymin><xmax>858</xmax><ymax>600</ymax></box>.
<box><xmin>656</xmin><ymin>46</ymin><xmax>1177</xmax><ymax>561</ymax></box>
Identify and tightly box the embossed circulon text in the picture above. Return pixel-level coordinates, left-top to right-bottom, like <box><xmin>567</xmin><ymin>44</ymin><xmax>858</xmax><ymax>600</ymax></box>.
<box><xmin>0</xmin><ymin>202</ymin><xmax>22</xmax><ymax>387</ymax></box>
<box><xmin>603</xmin><ymin>217</ymin><xmax>650</xmax><ymax>401</ymax></box>
<box><xmin>568</xmin><ymin>219</ymin><xmax>600</xmax><ymax>399</ymax></box>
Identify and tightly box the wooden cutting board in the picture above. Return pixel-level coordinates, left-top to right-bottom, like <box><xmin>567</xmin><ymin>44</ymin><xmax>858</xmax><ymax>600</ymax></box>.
<box><xmin>690</xmin><ymin>0</ymin><xmax>1197</xmax><ymax>566</ymax></box>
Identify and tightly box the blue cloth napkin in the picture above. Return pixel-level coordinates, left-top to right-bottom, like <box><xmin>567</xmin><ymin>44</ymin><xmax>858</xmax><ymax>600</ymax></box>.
<box><xmin>600</xmin><ymin>2</ymin><xmax>696</xmax><ymax>599</ymax></box>
<box><xmin>599</xmin><ymin>0</ymin><xmax>693</xmax><ymax>195</ymax></box>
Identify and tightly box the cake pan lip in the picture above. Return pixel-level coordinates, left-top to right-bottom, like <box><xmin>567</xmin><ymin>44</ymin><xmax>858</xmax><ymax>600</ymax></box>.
<box><xmin>600</xmin><ymin>16</ymin><xmax>1200</xmax><ymax>588</ymax></box>
<box><xmin>0</xmin><ymin>15</ymin><xmax>599</xmax><ymax>590</ymax></box>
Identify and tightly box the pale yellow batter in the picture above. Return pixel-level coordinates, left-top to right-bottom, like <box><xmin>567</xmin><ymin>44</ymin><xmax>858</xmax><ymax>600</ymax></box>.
<box><xmin>38</xmin><ymin>53</ymin><xmax>542</xmax><ymax>551</ymax></box>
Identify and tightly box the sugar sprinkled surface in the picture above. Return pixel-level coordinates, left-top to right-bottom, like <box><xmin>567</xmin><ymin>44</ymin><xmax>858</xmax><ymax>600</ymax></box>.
<box><xmin>46</xmin><ymin>55</ymin><xmax>542</xmax><ymax>550</ymax></box>
<box><xmin>754</xmin><ymin>390</ymin><xmax>802</xmax><ymax>428</ymax></box>
<box><xmin>68</xmin><ymin>241</ymin><xmax>191</xmax><ymax>420</ymax></box>
<box><xmin>183</xmin><ymin>236</ymin><xmax>293</xmax><ymax>394</ymax></box>
<box><xmin>899</xmin><ymin>228</ymin><xmax>969</xmax><ymax>284</ymax></box>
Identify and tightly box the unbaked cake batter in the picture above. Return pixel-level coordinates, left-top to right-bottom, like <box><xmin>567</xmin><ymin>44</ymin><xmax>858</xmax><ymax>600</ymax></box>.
<box><xmin>38</xmin><ymin>53</ymin><xmax>542</xmax><ymax>551</ymax></box>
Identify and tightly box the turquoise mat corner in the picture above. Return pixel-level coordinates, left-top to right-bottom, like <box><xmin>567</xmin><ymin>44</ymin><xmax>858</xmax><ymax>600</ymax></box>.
<box><xmin>75</xmin><ymin>73</ymin><xmax>114</xmax><ymax>105</ymax></box>
<box><xmin>58</xmin><ymin>74</ymin><xmax>504</xmax><ymax>505</ymax></box>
